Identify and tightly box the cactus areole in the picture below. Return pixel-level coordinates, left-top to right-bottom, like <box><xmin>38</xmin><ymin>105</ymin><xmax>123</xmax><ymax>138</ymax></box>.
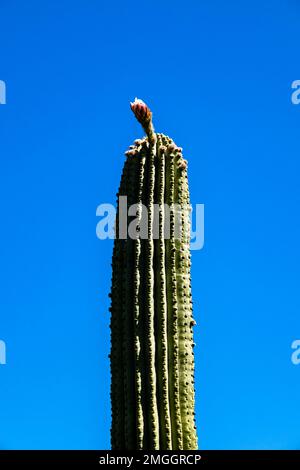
<box><xmin>109</xmin><ymin>98</ymin><xmax>198</xmax><ymax>450</ymax></box>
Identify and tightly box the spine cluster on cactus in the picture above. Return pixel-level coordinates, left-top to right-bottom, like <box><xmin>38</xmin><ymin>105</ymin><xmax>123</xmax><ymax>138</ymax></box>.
<box><xmin>109</xmin><ymin>98</ymin><xmax>198</xmax><ymax>450</ymax></box>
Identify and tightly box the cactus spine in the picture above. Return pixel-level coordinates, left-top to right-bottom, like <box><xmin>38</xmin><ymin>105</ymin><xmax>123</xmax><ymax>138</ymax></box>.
<box><xmin>109</xmin><ymin>99</ymin><xmax>198</xmax><ymax>450</ymax></box>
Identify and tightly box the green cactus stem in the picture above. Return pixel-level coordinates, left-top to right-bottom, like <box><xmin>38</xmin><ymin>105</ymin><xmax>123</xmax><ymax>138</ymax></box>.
<box><xmin>109</xmin><ymin>98</ymin><xmax>198</xmax><ymax>450</ymax></box>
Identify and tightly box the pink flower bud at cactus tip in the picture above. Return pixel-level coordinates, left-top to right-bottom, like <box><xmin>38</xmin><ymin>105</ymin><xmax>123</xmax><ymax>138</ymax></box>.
<box><xmin>130</xmin><ymin>97</ymin><xmax>152</xmax><ymax>125</ymax></box>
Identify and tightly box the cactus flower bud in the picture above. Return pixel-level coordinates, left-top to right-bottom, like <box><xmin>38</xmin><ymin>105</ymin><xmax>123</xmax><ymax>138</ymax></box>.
<box><xmin>130</xmin><ymin>97</ymin><xmax>152</xmax><ymax>125</ymax></box>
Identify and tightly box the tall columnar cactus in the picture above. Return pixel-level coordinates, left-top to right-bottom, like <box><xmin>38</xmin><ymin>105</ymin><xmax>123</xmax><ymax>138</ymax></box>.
<box><xmin>109</xmin><ymin>98</ymin><xmax>198</xmax><ymax>450</ymax></box>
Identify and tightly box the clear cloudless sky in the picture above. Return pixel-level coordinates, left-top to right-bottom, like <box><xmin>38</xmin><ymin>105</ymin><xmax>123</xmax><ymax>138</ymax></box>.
<box><xmin>0</xmin><ymin>0</ymin><xmax>300</xmax><ymax>450</ymax></box>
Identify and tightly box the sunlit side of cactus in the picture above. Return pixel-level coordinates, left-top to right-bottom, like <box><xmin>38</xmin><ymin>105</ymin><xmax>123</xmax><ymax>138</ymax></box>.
<box><xmin>109</xmin><ymin>99</ymin><xmax>198</xmax><ymax>450</ymax></box>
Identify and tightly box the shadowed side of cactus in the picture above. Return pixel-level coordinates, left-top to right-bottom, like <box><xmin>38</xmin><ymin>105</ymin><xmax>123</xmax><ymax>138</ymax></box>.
<box><xmin>109</xmin><ymin>99</ymin><xmax>198</xmax><ymax>450</ymax></box>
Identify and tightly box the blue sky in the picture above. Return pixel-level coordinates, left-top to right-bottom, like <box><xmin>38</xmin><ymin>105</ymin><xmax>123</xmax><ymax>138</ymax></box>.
<box><xmin>0</xmin><ymin>0</ymin><xmax>300</xmax><ymax>450</ymax></box>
